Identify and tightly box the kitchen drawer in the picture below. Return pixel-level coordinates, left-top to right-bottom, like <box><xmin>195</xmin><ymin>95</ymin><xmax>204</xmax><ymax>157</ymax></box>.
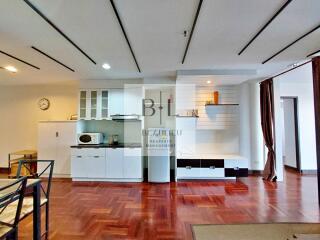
<box><xmin>225</xmin><ymin>168</ymin><xmax>248</xmax><ymax>177</ymax></box>
<box><xmin>177</xmin><ymin>159</ymin><xmax>200</xmax><ymax>168</ymax></box>
<box><xmin>177</xmin><ymin>167</ymin><xmax>200</xmax><ymax>178</ymax></box>
<box><xmin>71</xmin><ymin>148</ymin><xmax>105</xmax><ymax>157</ymax></box>
<box><xmin>224</xmin><ymin>159</ymin><xmax>248</xmax><ymax>168</ymax></box>
<box><xmin>200</xmin><ymin>168</ymin><xmax>225</xmax><ymax>178</ymax></box>
<box><xmin>200</xmin><ymin>159</ymin><xmax>224</xmax><ymax>168</ymax></box>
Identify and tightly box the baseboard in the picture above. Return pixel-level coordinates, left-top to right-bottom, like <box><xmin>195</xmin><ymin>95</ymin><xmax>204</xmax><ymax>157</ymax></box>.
<box><xmin>300</xmin><ymin>170</ymin><xmax>317</xmax><ymax>175</ymax></box>
<box><xmin>248</xmin><ymin>170</ymin><xmax>263</xmax><ymax>176</ymax></box>
<box><xmin>0</xmin><ymin>167</ymin><xmax>9</xmax><ymax>174</ymax></box>
<box><xmin>284</xmin><ymin>165</ymin><xmax>300</xmax><ymax>172</ymax></box>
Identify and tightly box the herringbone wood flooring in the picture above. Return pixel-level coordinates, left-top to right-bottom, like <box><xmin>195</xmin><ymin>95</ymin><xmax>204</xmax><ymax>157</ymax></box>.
<box><xmin>18</xmin><ymin>170</ymin><xmax>319</xmax><ymax>240</ymax></box>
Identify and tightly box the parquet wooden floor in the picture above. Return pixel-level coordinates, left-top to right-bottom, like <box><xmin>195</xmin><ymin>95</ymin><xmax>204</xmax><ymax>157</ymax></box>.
<box><xmin>18</xmin><ymin>170</ymin><xmax>319</xmax><ymax>240</ymax></box>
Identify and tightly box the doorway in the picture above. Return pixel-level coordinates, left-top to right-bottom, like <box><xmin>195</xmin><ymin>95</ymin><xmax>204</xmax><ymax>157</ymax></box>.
<box><xmin>281</xmin><ymin>97</ymin><xmax>301</xmax><ymax>172</ymax></box>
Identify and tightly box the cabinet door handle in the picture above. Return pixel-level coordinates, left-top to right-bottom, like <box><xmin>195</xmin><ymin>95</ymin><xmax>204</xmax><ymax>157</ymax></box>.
<box><xmin>186</xmin><ymin>166</ymin><xmax>192</xmax><ymax>169</ymax></box>
<box><xmin>77</xmin><ymin>156</ymin><xmax>82</xmax><ymax>158</ymax></box>
<box><xmin>56</xmin><ymin>132</ymin><xmax>59</xmax><ymax>137</ymax></box>
<box><xmin>209</xmin><ymin>166</ymin><xmax>215</xmax><ymax>169</ymax></box>
<box><xmin>94</xmin><ymin>156</ymin><xmax>99</xmax><ymax>158</ymax></box>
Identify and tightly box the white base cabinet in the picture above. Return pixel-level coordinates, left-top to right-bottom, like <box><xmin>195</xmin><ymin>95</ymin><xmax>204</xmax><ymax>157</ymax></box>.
<box><xmin>106</xmin><ymin>148</ymin><xmax>124</xmax><ymax>178</ymax></box>
<box><xmin>71</xmin><ymin>147</ymin><xmax>143</xmax><ymax>182</ymax></box>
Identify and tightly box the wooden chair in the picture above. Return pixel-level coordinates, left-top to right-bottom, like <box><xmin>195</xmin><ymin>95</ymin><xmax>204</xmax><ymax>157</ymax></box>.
<box><xmin>0</xmin><ymin>177</ymin><xmax>27</xmax><ymax>240</ymax></box>
<box><xmin>16</xmin><ymin>160</ymin><xmax>54</xmax><ymax>239</ymax></box>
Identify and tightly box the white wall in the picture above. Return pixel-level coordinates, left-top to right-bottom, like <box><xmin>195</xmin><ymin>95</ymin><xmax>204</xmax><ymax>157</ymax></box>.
<box><xmin>0</xmin><ymin>84</ymin><xmax>78</xmax><ymax>167</ymax></box>
<box><xmin>238</xmin><ymin>82</ymin><xmax>253</xmax><ymax>168</ymax></box>
<box><xmin>248</xmin><ymin>81</ymin><xmax>265</xmax><ymax>170</ymax></box>
<box><xmin>274</xmin><ymin>63</ymin><xmax>316</xmax><ymax>170</ymax></box>
<box><xmin>175</xmin><ymin>82</ymin><xmax>240</xmax><ymax>155</ymax></box>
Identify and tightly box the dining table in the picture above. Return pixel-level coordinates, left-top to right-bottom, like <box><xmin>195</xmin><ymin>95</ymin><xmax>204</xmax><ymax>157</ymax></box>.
<box><xmin>0</xmin><ymin>178</ymin><xmax>42</xmax><ymax>240</ymax></box>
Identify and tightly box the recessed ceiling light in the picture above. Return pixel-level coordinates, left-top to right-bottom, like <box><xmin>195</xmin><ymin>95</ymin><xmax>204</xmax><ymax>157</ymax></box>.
<box><xmin>207</xmin><ymin>80</ymin><xmax>211</xmax><ymax>84</ymax></box>
<box><xmin>102</xmin><ymin>63</ymin><xmax>111</xmax><ymax>70</ymax></box>
<box><xmin>4</xmin><ymin>66</ymin><xmax>18</xmax><ymax>73</ymax></box>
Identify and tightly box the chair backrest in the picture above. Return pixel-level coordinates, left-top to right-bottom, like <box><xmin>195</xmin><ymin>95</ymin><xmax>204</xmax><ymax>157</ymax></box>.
<box><xmin>16</xmin><ymin>160</ymin><xmax>54</xmax><ymax>200</ymax></box>
<box><xmin>0</xmin><ymin>177</ymin><xmax>27</xmax><ymax>228</ymax></box>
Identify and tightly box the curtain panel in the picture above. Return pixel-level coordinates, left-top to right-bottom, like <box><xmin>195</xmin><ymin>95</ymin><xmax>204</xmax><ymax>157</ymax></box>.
<box><xmin>260</xmin><ymin>79</ymin><xmax>277</xmax><ymax>181</ymax></box>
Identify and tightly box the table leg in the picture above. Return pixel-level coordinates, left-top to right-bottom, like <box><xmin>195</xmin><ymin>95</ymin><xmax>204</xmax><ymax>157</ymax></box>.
<box><xmin>33</xmin><ymin>183</ymin><xmax>41</xmax><ymax>240</ymax></box>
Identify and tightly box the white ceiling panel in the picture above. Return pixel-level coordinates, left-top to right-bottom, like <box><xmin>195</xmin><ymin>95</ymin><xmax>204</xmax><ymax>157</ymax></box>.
<box><xmin>114</xmin><ymin>0</ymin><xmax>198</xmax><ymax>72</ymax></box>
<box><xmin>0</xmin><ymin>0</ymin><xmax>319</xmax><ymax>85</ymax></box>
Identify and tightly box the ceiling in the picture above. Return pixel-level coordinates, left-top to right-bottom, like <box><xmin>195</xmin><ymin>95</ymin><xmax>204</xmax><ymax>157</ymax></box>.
<box><xmin>0</xmin><ymin>0</ymin><xmax>319</xmax><ymax>85</ymax></box>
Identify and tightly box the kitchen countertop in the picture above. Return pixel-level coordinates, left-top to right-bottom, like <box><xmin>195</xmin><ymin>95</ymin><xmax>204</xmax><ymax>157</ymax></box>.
<box><xmin>70</xmin><ymin>143</ymin><xmax>142</xmax><ymax>148</ymax></box>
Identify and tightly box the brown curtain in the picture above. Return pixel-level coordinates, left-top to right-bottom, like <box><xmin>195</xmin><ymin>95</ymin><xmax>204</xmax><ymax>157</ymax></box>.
<box><xmin>260</xmin><ymin>79</ymin><xmax>277</xmax><ymax>181</ymax></box>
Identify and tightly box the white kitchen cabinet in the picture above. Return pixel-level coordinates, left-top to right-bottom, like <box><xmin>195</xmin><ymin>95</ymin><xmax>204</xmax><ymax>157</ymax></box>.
<box><xmin>38</xmin><ymin>121</ymin><xmax>77</xmax><ymax>177</ymax></box>
<box><xmin>80</xmin><ymin>88</ymin><xmax>143</xmax><ymax>118</ymax></box>
<box><xmin>71</xmin><ymin>155</ymin><xmax>87</xmax><ymax>178</ymax></box>
<box><xmin>78</xmin><ymin>89</ymin><xmax>109</xmax><ymax>120</ymax></box>
<box><xmin>87</xmin><ymin>156</ymin><xmax>106</xmax><ymax>178</ymax></box>
<box><xmin>71</xmin><ymin>148</ymin><xmax>106</xmax><ymax>178</ymax></box>
<box><xmin>123</xmin><ymin>148</ymin><xmax>142</xmax><ymax>178</ymax></box>
<box><xmin>124</xmin><ymin>87</ymin><xmax>143</xmax><ymax>115</ymax></box>
<box><xmin>71</xmin><ymin>147</ymin><xmax>143</xmax><ymax>181</ymax></box>
<box><xmin>109</xmin><ymin>89</ymin><xmax>124</xmax><ymax>116</ymax></box>
<box><xmin>106</xmin><ymin>148</ymin><xmax>124</xmax><ymax>178</ymax></box>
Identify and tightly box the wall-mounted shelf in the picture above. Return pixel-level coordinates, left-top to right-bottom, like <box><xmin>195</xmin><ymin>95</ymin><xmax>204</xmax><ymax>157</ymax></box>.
<box><xmin>205</xmin><ymin>103</ymin><xmax>239</xmax><ymax>106</ymax></box>
<box><xmin>175</xmin><ymin>115</ymin><xmax>199</xmax><ymax>118</ymax></box>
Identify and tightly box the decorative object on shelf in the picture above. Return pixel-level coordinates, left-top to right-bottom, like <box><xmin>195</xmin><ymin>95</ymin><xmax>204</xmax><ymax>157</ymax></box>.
<box><xmin>69</xmin><ymin>114</ymin><xmax>78</xmax><ymax>120</ymax></box>
<box><xmin>213</xmin><ymin>91</ymin><xmax>219</xmax><ymax>104</ymax></box>
<box><xmin>38</xmin><ymin>98</ymin><xmax>50</xmax><ymax>110</ymax></box>
<box><xmin>191</xmin><ymin>109</ymin><xmax>198</xmax><ymax>117</ymax></box>
<box><xmin>176</xmin><ymin>109</ymin><xmax>199</xmax><ymax>118</ymax></box>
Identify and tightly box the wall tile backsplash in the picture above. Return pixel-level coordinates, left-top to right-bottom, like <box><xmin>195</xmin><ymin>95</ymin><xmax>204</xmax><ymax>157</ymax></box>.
<box><xmin>79</xmin><ymin>120</ymin><xmax>142</xmax><ymax>144</ymax></box>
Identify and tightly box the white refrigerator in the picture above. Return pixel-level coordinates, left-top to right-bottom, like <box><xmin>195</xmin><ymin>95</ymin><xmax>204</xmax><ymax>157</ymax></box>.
<box><xmin>147</xmin><ymin>128</ymin><xmax>170</xmax><ymax>183</ymax></box>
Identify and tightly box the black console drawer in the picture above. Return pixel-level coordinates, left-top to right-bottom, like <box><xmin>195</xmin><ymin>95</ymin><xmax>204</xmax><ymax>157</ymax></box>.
<box><xmin>225</xmin><ymin>168</ymin><xmax>248</xmax><ymax>177</ymax></box>
<box><xmin>201</xmin><ymin>159</ymin><xmax>224</xmax><ymax>168</ymax></box>
<box><xmin>177</xmin><ymin>159</ymin><xmax>201</xmax><ymax>168</ymax></box>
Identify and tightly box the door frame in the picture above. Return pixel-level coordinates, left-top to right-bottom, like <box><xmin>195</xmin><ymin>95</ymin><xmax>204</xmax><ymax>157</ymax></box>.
<box><xmin>280</xmin><ymin>96</ymin><xmax>301</xmax><ymax>172</ymax></box>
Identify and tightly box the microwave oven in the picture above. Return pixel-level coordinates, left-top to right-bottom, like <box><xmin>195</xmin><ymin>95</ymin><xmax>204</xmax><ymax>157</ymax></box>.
<box><xmin>77</xmin><ymin>133</ymin><xmax>104</xmax><ymax>145</ymax></box>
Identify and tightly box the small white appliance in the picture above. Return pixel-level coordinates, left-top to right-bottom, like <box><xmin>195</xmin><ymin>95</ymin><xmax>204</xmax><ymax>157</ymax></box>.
<box><xmin>147</xmin><ymin>128</ymin><xmax>170</xmax><ymax>183</ymax></box>
<box><xmin>77</xmin><ymin>133</ymin><xmax>104</xmax><ymax>145</ymax></box>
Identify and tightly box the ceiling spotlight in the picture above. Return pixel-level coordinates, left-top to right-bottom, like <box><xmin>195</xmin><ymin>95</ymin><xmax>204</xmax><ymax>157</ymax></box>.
<box><xmin>207</xmin><ymin>80</ymin><xmax>211</xmax><ymax>84</ymax></box>
<box><xmin>102</xmin><ymin>63</ymin><xmax>111</xmax><ymax>70</ymax></box>
<box><xmin>4</xmin><ymin>66</ymin><xmax>18</xmax><ymax>73</ymax></box>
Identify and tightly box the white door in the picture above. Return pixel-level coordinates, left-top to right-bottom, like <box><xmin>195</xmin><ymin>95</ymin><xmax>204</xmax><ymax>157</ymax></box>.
<box><xmin>123</xmin><ymin>148</ymin><xmax>142</xmax><ymax>178</ymax></box>
<box><xmin>38</xmin><ymin>122</ymin><xmax>57</xmax><ymax>160</ymax></box>
<box><xmin>55</xmin><ymin>122</ymin><xmax>77</xmax><ymax>176</ymax></box>
<box><xmin>109</xmin><ymin>89</ymin><xmax>124</xmax><ymax>116</ymax></box>
<box><xmin>106</xmin><ymin>148</ymin><xmax>124</xmax><ymax>178</ymax></box>
<box><xmin>38</xmin><ymin>122</ymin><xmax>57</xmax><ymax>174</ymax></box>
<box><xmin>87</xmin><ymin>156</ymin><xmax>106</xmax><ymax>178</ymax></box>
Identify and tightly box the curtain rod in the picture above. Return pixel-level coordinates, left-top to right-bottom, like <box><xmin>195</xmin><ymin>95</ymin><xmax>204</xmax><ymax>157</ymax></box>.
<box><xmin>260</xmin><ymin>59</ymin><xmax>313</xmax><ymax>84</ymax></box>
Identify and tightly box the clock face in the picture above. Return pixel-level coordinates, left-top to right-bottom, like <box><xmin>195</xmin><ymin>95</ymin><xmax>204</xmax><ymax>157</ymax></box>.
<box><xmin>38</xmin><ymin>98</ymin><xmax>50</xmax><ymax>110</ymax></box>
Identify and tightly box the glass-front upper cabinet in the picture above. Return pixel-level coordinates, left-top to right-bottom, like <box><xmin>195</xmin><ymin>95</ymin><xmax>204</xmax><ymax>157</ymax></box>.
<box><xmin>79</xmin><ymin>91</ymin><xmax>87</xmax><ymax>119</ymax></box>
<box><xmin>101</xmin><ymin>90</ymin><xmax>108</xmax><ymax>119</ymax></box>
<box><xmin>78</xmin><ymin>89</ymin><xmax>108</xmax><ymax>120</ymax></box>
<box><xmin>90</xmin><ymin>90</ymin><xmax>98</xmax><ymax>119</ymax></box>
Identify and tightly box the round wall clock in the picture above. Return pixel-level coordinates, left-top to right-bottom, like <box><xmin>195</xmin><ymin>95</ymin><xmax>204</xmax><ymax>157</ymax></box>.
<box><xmin>38</xmin><ymin>98</ymin><xmax>50</xmax><ymax>110</ymax></box>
